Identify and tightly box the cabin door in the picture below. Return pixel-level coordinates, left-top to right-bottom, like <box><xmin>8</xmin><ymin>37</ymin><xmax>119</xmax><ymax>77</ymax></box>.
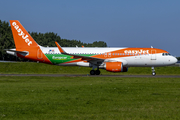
<box><xmin>151</xmin><ymin>50</ymin><xmax>156</xmax><ymax>60</ymax></box>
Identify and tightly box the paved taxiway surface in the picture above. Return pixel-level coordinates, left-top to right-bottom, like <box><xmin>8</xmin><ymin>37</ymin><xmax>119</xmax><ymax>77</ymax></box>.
<box><xmin>0</xmin><ymin>74</ymin><xmax>180</xmax><ymax>78</ymax></box>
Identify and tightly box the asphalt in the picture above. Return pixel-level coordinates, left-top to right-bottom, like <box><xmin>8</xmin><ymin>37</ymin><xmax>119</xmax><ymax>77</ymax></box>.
<box><xmin>0</xmin><ymin>74</ymin><xmax>180</xmax><ymax>78</ymax></box>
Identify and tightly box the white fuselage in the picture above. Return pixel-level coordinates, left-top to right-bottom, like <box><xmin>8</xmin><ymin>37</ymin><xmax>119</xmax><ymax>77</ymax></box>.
<box><xmin>40</xmin><ymin>46</ymin><xmax>177</xmax><ymax>67</ymax></box>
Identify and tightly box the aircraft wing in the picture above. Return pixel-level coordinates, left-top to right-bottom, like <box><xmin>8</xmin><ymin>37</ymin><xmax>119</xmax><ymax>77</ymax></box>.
<box><xmin>55</xmin><ymin>42</ymin><xmax>104</xmax><ymax>62</ymax></box>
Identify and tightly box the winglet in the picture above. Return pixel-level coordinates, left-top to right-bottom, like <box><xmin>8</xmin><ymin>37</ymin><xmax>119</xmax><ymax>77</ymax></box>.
<box><xmin>55</xmin><ymin>41</ymin><xmax>66</xmax><ymax>53</ymax></box>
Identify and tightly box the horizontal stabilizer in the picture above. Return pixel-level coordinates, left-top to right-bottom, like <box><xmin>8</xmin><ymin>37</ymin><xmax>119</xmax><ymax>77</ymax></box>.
<box><xmin>5</xmin><ymin>49</ymin><xmax>29</xmax><ymax>56</ymax></box>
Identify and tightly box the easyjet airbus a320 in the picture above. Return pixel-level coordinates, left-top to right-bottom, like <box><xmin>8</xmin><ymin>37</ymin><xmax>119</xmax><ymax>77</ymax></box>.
<box><xmin>6</xmin><ymin>20</ymin><xmax>178</xmax><ymax>76</ymax></box>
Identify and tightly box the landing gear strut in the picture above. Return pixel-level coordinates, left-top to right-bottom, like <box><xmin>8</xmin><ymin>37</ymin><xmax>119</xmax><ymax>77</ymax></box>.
<box><xmin>151</xmin><ymin>67</ymin><xmax>156</xmax><ymax>76</ymax></box>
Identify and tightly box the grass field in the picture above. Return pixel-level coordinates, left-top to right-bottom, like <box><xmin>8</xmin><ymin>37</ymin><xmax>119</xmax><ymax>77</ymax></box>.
<box><xmin>0</xmin><ymin>62</ymin><xmax>180</xmax><ymax>119</ymax></box>
<box><xmin>0</xmin><ymin>62</ymin><xmax>179</xmax><ymax>75</ymax></box>
<box><xmin>0</xmin><ymin>76</ymin><xmax>180</xmax><ymax>120</ymax></box>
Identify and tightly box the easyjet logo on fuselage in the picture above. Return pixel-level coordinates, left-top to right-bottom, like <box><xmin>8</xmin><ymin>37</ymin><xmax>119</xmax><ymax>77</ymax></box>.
<box><xmin>12</xmin><ymin>22</ymin><xmax>32</xmax><ymax>46</ymax></box>
<box><xmin>124</xmin><ymin>49</ymin><xmax>149</xmax><ymax>54</ymax></box>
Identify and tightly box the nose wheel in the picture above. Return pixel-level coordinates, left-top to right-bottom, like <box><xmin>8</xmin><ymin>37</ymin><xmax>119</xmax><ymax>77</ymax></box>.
<box><xmin>152</xmin><ymin>72</ymin><xmax>156</xmax><ymax>76</ymax></box>
<box><xmin>151</xmin><ymin>67</ymin><xmax>156</xmax><ymax>76</ymax></box>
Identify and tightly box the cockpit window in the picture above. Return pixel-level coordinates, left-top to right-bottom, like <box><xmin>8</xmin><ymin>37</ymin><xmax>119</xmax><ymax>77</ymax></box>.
<box><xmin>162</xmin><ymin>53</ymin><xmax>171</xmax><ymax>56</ymax></box>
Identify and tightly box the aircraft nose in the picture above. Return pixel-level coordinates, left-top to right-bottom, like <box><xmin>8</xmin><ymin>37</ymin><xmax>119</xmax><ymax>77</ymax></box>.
<box><xmin>172</xmin><ymin>57</ymin><xmax>178</xmax><ymax>64</ymax></box>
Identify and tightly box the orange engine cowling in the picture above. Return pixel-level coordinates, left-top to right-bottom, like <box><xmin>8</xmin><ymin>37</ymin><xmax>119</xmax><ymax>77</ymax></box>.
<box><xmin>105</xmin><ymin>62</ymin><xmax>124</xmax><ymax>72</ymax></box>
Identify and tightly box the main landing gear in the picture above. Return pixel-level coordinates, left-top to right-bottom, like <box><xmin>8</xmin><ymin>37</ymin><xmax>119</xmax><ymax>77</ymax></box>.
<box><xmin>151</xmin><ymin>67</ymin><xmax>156</xmax><ymax>76</ymax></box>
<box><xmin>90</xmin><ymin>65</ymin><xmax>101</xmax><ymax>75</ymax></box>
<box><xmin>90</xmin><ymin>65</ymin><xmax>100</xmax><ymax>75</ymax></box>
<box><xmin>90</xmin><ymin>69</ymin><xmax>101</xmax><ymax>75</ymax></box>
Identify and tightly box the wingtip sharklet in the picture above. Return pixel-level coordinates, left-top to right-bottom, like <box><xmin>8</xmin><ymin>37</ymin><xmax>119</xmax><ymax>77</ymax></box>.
<box><xmin>55</xmin><ymin>41</ymin><xmax>66</xmax><ymax>53</ymax></box>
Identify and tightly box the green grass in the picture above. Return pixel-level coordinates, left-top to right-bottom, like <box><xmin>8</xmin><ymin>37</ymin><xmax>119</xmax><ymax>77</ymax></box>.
<box><xmin>0</xmin><ymin>76</ymin><xmax>180</xmax><ymax>120</ymax></box>
<box><xmin>0</xmin><ymin>62</ymin><xmax>179</xmax><ymax>75</ymax></box>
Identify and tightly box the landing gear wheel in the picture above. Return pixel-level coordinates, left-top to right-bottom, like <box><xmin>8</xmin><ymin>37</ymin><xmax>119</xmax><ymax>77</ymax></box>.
<box><xmin>90</xmin><ymin>70</ymin><xmax>95</xmax><ymax>75</ymax></box>
<box><xmin>151</xmin><ymin>67</ymin><xmax>156</xmax><ymax>76</ymax></box>
<box><xmin>152</xmin><ymin>72</ymin><xmax>156</xmax><ymax>76</ymax></box>
<box><xmin>95</xmin><ymin>70</ymin><xmax>100</xmax><ymax>75</ymax></box>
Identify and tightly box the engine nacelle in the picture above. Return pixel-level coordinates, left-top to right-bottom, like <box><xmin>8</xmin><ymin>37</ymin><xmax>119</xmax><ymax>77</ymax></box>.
<box><xmin>104</xmin><ymin>62</ymin><xmax>128</xmax><ymax>72</ymax></box>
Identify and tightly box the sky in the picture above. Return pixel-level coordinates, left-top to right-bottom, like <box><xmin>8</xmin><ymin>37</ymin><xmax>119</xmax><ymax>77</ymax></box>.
<box><xmin>1</xmin><ymin>0</ymin><xmax>180</xmax><ymax>56</ymax></box>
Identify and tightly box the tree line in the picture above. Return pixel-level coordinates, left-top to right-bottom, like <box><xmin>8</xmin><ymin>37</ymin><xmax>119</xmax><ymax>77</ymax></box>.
<box><xmin>0</xmin><ymin>20</ymin><xmax>107</xmax><ymax>61</ymax></box>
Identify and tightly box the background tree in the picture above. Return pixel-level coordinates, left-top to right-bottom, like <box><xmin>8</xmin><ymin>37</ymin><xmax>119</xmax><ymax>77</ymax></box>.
<box><xmin>177</xmin><ymin>57</ymin><xmax>180</xmax><ymax>61</ymax></box>
<box><xmin>0</xmin><ymin>20</ymin><xmax>15</xmax><ymax>60</ymax></box>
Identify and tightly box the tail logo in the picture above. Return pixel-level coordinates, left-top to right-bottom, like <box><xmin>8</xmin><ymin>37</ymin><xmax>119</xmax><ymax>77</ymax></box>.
<box><xmin>12</xmin><ymin>22</ymin><xmax>32</xmax><ymax>46</ymax></box>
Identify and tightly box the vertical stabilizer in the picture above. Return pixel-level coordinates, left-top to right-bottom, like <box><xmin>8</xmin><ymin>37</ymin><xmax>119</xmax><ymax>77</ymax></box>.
<box><xmin>10</xmin><ymin>20</ymin><xmax>39</xmax><ymax>50</ymax></box>
<box><xmin>9</xmin><ymin>20</ymin><xmax>52</xmax><ymax>64</ymax></box>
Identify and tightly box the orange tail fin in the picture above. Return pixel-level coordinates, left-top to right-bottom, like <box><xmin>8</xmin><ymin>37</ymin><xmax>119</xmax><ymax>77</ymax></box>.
<box><xmin>10</xmin><ymin>20</ymin><xmax>39</xmax><ymax>50</ymax></box>
<box><xmin>9</xmin><ymin>20</ymin><xmax>52</xmax><ymax>64</ymax></box>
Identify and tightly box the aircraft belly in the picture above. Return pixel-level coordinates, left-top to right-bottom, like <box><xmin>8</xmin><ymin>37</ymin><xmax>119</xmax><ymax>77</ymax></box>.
<box><xmin>58</xmin><ymin>62</ymin><xmax>78</xmax><ymax>66</ymax></box>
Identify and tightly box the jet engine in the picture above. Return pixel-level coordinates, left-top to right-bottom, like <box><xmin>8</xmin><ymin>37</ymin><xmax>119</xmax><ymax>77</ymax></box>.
<box><xmin>104</xmin><ymin>62</ymin><xmax>128</xmax><ymax>72</ymax></box>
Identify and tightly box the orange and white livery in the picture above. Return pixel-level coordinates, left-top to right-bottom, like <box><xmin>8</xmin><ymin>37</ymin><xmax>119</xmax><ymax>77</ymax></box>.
<box><xmin>6</xmin><ymin>20</ymin><xmax>178</xmax><ymax>76</ymax></box>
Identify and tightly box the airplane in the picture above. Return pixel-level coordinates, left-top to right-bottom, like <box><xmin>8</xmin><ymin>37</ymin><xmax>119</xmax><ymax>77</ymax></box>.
<box><xmin>6</xmin><ymin>20</ymin><xmax>178</xmax><ymax>76</ymax></box>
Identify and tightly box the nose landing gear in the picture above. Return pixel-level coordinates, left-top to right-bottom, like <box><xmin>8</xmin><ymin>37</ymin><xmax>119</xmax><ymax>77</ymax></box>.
<box><xmin>151</xmin><ymin>67</ymin><xmax>156</xmax><ymax>76</ymax></box>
